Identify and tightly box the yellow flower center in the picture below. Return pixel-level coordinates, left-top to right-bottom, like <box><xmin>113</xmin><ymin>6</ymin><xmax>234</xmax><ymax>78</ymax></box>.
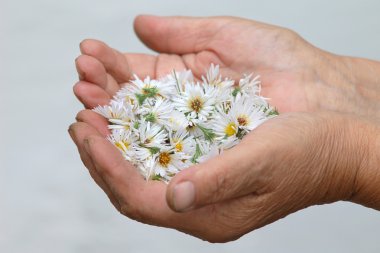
<box><xmin>175</xmin><ymin>142</ymin><xmax>183</xmax><ymax>152</ymax></box>
<box><xmin>237</xmin><ymin>115</ymin><xmax>248</xmax><ymax>126</ymax></box>
<box><xmin>189</xmin><ymin>97</ymin><xmax>203</xmax><ymax>113</ymax></box>
<box><xmin>224</xmin><ymin>122</ymin><xmax>237</xmax><ymax>137</ymax></box>
<box><xmin>115</xmin><ymin>141</ymin><xmax>129</xmax><ymax>151</ymax></box>
<box><xmin>126</xmin><ymin>96</ymin><xmax>135</xmax><ymax>105</ymax></box>
<box><xmin>142</xmin><ymin>84</ymin><xmax>151</xmax><ymax>95</ymax></box>
<box><xmin>159</xmin><ymin>152</ymin><xmax>171</xmax><ymax>167</ymax></box>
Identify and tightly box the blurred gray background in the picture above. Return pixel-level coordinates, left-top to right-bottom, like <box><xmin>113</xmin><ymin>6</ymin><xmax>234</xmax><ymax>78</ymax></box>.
<box><xmin>1</xmin><ymin>0</ymin><xmax>380</xmax><ymax>252</ymax></box>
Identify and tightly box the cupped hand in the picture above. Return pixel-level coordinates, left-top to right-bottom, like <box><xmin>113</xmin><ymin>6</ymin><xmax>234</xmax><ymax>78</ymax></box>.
<box><xmin>74</xmin><ymin>15</ymin><xmax>379</xmax><ymax>116</ymax></box>
<box><xmin>69</xmin><ymin>109</ymin><xmax>376</xmax><ymax>242</ymax></box>
<box><xmin>71</xmin><ymin>15</ymin><xmax>380</xmax><ymax>242</ymax></box>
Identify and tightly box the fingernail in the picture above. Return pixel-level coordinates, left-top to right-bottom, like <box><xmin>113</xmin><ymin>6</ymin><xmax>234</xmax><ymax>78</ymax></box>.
<box><xmin>172</xmin><ymin>181</ymin><xmax>195</xmax><ymax>212</ymax></box>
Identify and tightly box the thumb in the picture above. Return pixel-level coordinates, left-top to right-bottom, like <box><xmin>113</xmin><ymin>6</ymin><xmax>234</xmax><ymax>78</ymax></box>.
<box><xmin>166</xmin><ymin>138</ymin><xmax>271</xmax><ymax>212</ymax></box>
<box><xmin>133</xmin><ymin>15</ymin><xmax>232</xmax><ymax>54</ymax></box>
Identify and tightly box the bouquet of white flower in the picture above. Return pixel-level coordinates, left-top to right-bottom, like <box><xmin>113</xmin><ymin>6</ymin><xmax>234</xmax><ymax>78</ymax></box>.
<box><xmin>93</xmin><ymin>64</ymin><xmax>278</xmax><ymax>182</ymax></box>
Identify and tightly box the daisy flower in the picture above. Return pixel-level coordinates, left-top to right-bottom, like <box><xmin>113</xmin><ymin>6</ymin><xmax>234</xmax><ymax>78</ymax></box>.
<box><xmin>153</xmin><ymin>147</ymin><xmax>188</xmax><ymax>178</ymax></box>
<box><xmin>160</xmin><ymin>69</ymin><xmax>194</xmax><ymax>93</ymax></box>
<box><xmin>139</xmin><ymin>98</ymin><xmax>174</xmax><ymax>129</ymax></box>
<box><xmin>202</xmin><ymin>64</ymin><xmax>234</xmax><ymax>88</ymax></box>
<box><xmin>232</xmin><ymin>73</ymin><xmax>261</xmax><ymax>97</ymax></box>
<box><xmin>113</xmin><ymin>86</ymin><xmax>139</xmax><ymax>110</ymax></box>
<box><xmin>212</xmin><ymin>110</ymin><xmax>240</xmax><ymax>147</ymax></box>
<box><xmin>169</xmin><ymin>129</ymin><xmax>196</xmax><ymax>155</ymax></box>
<box><xmin>129</xmin><ymin>75</ymin><xmax>176</xmax><ymax>104</ymax></box>
<box><xmin>136</xmin><ymin>121</ymin><xmax>167</xmax><ymax>149</ymax></box>
<box><xmin>197</xmin><ymin>143</ymin><xmax>221</xmax><ymax>163</ymax></box>
<box><xmin>229</xmin><ymin>97</ymin><xmax>268</xmax><ymax>132</ymax></box>
<box><xmin>93</xmin><ymin>100</ymin><xmax>130</xmax><ymax>120</ymax></box>
<box><xmin>93</xmin><ymin>64</ymin><xmax>278</xmax><ymax>182</ymax></box>
<box><xmin>172</xmin><ymin>82</ymin><xmax>216</xmax><ymax>122</ymax></box>
<box><xmin>166</xmin><ymin>110</ymin><xmax>189</xmax><ymax>131</ymax></box>
<box><xmin>107</xmin><ymin>129</ymin><xmax>138</xmax><ymax>161</ymax></box>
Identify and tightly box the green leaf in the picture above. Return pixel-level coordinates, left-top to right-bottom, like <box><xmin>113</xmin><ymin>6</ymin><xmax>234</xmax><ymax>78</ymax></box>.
<box><xmin>145</xmin><ymin>112</ymin><xmax>156</xmax><ymax>123</ymax></box>
<box><xmin>135</xmin><ymin>93</ymin><xmax>147</xmax><ymax>105</ymax></box>
<box><xmin>148</xmin><ymin>147</ymin><xmax>160</xmax><ymax>155</ymax></box>
<box><xmin>232</xmin><ymin>87</ymin><xmax>241</xmax><ymax>97</ymax></box>
<box><xmin>191</xmin><ymin>144</ymin><xmax>202</xmax><ymax>163</ymax></box>
<box><xmin>151</xmin><ymin>174</ymin><xmax>162</xmax><ymax>181</ymax></box>
<box><xmin>173</xmin><ymin>69</ymin><xmax>181</xmax><ymax>93</ymax></box>
<box><xmin>142</xmin><ymin>87</ymin><xmax>158</xmax><ymax>97</ymax></box>
<box><xmin>197</xmin><ymin>124</ymin><xmax>216</xmax><ymax>142</ymax></box>
<box><xmin>267</xmin><ymin>107</ymin><xmax>279</xmax><ymax>116</ymax></box>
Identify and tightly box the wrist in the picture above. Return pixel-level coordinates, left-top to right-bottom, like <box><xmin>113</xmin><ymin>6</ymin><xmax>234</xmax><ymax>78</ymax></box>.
<box><xmin>309</xmin><ymin>51</ymin><xmax>380</xmax><ymax>117</ymax></box>
<box><xmin>337</xmin><ymin>55</ymin><xmax>380</xmax><ymax>117</ymax></box>
<box><xmin>349</xmin><ymin>119</ymin><xmax>380</xmax><ymax>209</ymax></box>
<box><xmin>312</xmin><ymin>113</ymin><xmax>368</xmax><ymax>204</ymax></box>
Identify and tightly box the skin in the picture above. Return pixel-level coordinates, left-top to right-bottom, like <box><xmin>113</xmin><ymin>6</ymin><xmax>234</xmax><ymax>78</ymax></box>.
<box><xmin>69</xmin><ymin>15</ymin><xmax>380</xmax><ymax>242</ymax></box>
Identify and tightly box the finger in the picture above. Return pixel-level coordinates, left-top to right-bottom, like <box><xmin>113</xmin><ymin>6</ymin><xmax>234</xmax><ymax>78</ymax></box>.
<box><xmin>75</xmin><ymin>109</ymin><xmax>110</xmax><ymax>137</ymax></box>
<box><xmin>155</xmin><ymin>53</ymin><xmax>187</xmax><ymax>78</ymax></box>
<box><xmin>125</xmin><ymin>53</ymin><xmax>188</xmax><ymax>79</ymax></box>
<box><xmin>75</xmin><ymin>54</ymin><xmax>120</xmax><ymax>96</ymax></box>
<box><xmin>73</xmin><ymin>81</ymin><xmax>111</xmax><ymax>109</ymax></box>
<box><xmin>68</xmin><ymin>122</ymin><xmax>121</xmax><ymax>210</ymax></box>
<box><xmin>134</xmin><ymin>15</ymin><xmax>230</xmax><ymax>54</ymax></box>
<box><xmin>82</xmin><ymin>134</ymin><xmax>275</xmax><ymax>242</ymax></box>
<box><xmin>82</xmin><ymin>135</ymin><xmax>213</xmax><ymax>228</ymax></box>
<box><xmin>123</xmin><ymin>53</ymin><xmax>158</xmax><ymax>78</ymax></box>
<box><xmin>82</xmin><ymin>135</ymin><xmax>173</xmax><ymax>223</ymax></box>
<box><xmin>166</xmin><ymin>131</ymin><xmax>272</xmax><ymax>212</ymax></box>
<box><xmin>80</xmin><ymin>39</ymin><xmax>131</xmax><ymax>83</ymax></box>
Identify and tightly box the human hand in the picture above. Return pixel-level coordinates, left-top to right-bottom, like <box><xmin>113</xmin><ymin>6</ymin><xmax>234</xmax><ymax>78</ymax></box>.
<box><xmin>69</xmin><ymin>109</ymin><xmax>380</xmax><ymax>242</ymax></box>
<box><xmin>74</xmin><ymin>15</ymin><xmax>380</xmax><ymax>116</ymax></box>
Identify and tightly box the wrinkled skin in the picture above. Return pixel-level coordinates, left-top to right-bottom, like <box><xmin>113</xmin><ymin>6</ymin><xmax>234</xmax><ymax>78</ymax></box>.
<box><xmin>69</xmin><ymin>15</ymin><xmax>380</xmax><ymax>242</ymax></box>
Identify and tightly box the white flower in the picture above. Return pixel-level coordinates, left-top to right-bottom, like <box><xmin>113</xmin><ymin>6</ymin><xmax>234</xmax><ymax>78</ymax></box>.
<box><xmin>93</xmin><ymin>101</ymin><xmax>130</xmax><ymax>120</ymax></box>
<box><xmin>137</xmin><ymin>156</ymin><xmax>155</xmax><ymax>180</ymax></box>
<box><xmin>233</xmin><ymin>74</ymin><xmax>261</xmax><ymax>97</ymax></box>
<box><xmin>172</xmin><ymin>82</ymin><xmax>215</xmax><ymax>122</ymax></box>
<box><xmin>229</xmin><ymin>97</ymin><xmax>268</xmax><ymax>132</ymax></box>
<box><xmin>213</xmin><ymin>110</ymin><xmax>239</xmax><ymax>139</ymax></box>
<box><xmin>106</xmin><ymin>103</ymin><xmax>136</xmax><ymax>131</ymax></box>
<box><xmin>107</xmin><ymin>129</ymin><xmax>138</xmax><ymax>161</ymax></box>
<box><xmin>160</xmin><ymin>69</ymin><xmax>194</xmax><ymax>94</ymax></box>
<box><xmin>153</xmin><ymin>147</ymin><xmax>188</xmax><ymax>178</ymax></box>
<box><xmin>139</xmin><ymin>98</ymin><xmax>174</xmax><ymax>129</ymax></box>
<box><xmin>136</xmin><ymin>121</ymin><xmax>167</xmax><ymax>148</ymax></box>
<box><xmin>197</xmin><ymin>143</ymin><xmax>221</xmax><ymax>163</ymax></box>
<box><xmin>134</xmin><ymin>146</ymin><xmax>153</xmax><ymax>161</ymax></box>
<box><xmin>166</xmin><ymin>110</ymin><xmax>189</xmax><ymax>131</ymax></box>
<box><xmin>202</xmin><ymin>64</ymin><xmax>235</xmax><ymax>102</ymax></box>
<box><xmin>169</xmin><ymin>129</ymin><xmax>196</xmax><ymax>155</ymax></box>
<box><xmin>113</xmin><ymin>85</ymin><xmax>139</xmax><ymax>111</ymax></box>
<box><xmin>93</xmin><ymin>64</ymin><xmax>277</xmax><ymax>183</ymax></box>
<box><xmin>129</xmin><ymin>75</ymin><xmax>176</xmax><ymax>104</ymax></box>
